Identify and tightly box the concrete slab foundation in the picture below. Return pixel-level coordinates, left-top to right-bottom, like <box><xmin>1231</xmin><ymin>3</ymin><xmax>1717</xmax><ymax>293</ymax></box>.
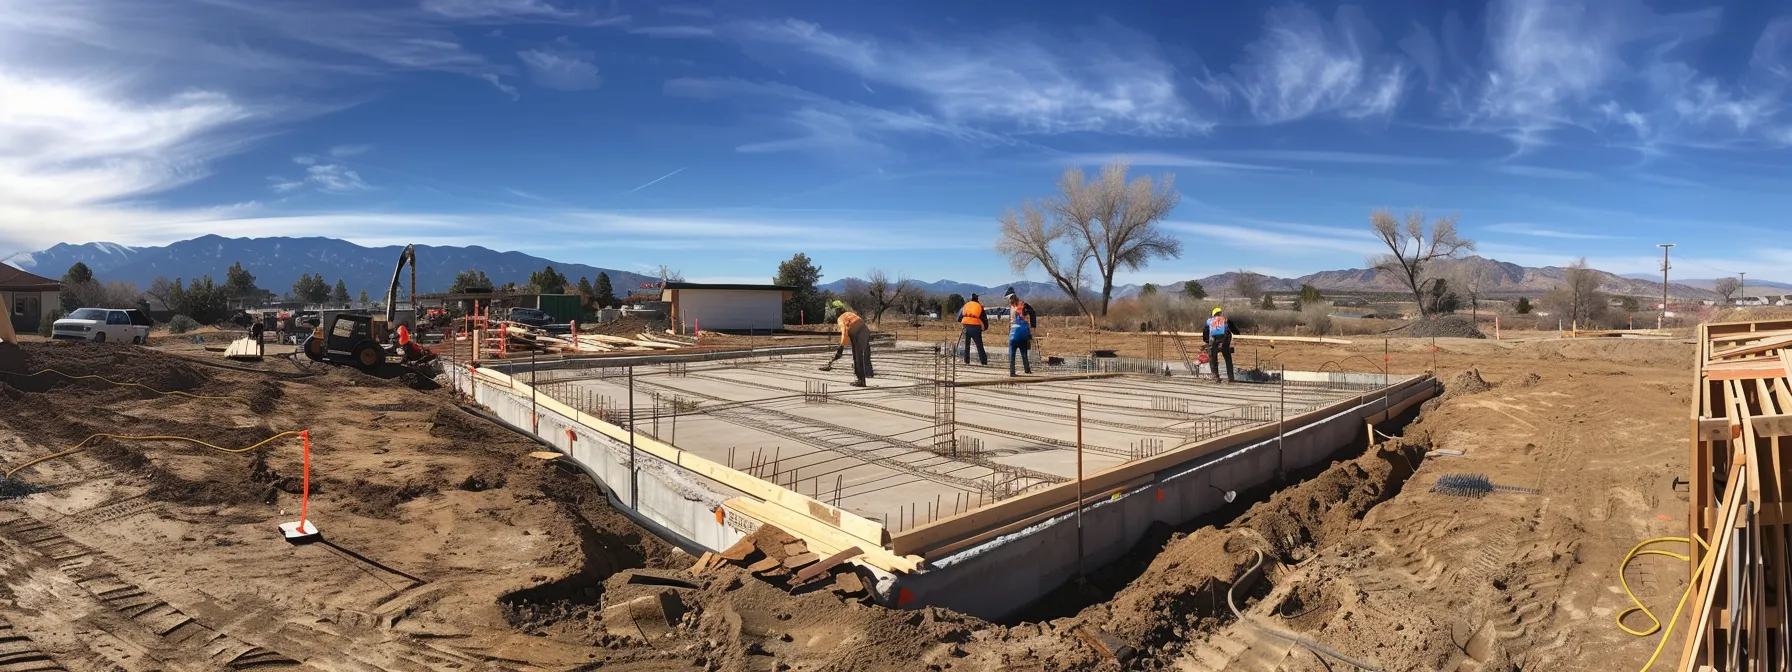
<box><xmin>449</xmin><ymin>342</ymin><xmax>1438</xmax><ymax>619</ymax></box>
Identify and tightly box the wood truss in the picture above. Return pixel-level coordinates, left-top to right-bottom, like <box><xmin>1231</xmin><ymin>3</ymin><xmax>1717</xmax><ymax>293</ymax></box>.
<box><xmin>1684</xmin><ymin>319</ymin><xmax>1792</xmax><ymax>669</ymax></box>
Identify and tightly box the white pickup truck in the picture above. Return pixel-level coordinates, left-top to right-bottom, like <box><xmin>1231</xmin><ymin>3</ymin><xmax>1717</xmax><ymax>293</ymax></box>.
<box><xmin>52</xmin><ymin>308</ymin><xmax>153</xmax><ymax>344</ymax></box>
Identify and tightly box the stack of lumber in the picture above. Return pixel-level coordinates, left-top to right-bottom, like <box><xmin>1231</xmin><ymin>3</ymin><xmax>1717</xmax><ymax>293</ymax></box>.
<box><xmin>222</xmin><ymin>337</ymin><xmax>263</xmax><ymax>361</ymax></box>
<box><xmin>1682</xmin><ymin>319</ymin><xmax>1792</xmax><ymax>669</ymax></box>
<box><xmin>687</xmin><ymin>524</ymin><xmax>871</xmax><ymax>597</ymax></box>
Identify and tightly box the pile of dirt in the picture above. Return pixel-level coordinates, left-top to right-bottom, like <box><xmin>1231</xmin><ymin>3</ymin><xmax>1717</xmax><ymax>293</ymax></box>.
<box><xmin>2</xmin><ymin>341</ymin><xmax>212</xmax><ymax>394</ymax></box>
<box><xmin>1398</xmin><ymin>314</ymin><xmax>1487</xmax><ymax>339</ymax></box>
<box><xmin>1048</xmin><ymin>439</ymin><xmax>1427</xmax><ymax>667</ymax></box>
<box><xmin>1446</xmin><ymin>368</ymin><xmax>1494</xmax><ymax>398</ymax></box>
<box><xmin>584</xmin><ymin>316</ymin><xmax>656</xmax><ymax>337</ymax></box>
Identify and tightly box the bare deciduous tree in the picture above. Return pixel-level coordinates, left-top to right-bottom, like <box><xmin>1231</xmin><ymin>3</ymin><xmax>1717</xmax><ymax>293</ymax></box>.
<box><xmin>1232</xmin><ymin>270</ymin><xmax>1264</xmax><ymax>302</ymax></box>
<box><xmin>1548</xmin><ymin>257</ymin><xmax>1607</xmax><ymax>326</ymax></box>
<box><xmin>843</xmin><ymin>269</ymin><xmax>913</xmax><ymax>323</ymax></box>
<box><xmin>1450</xmin><ymin>263</ymin><xmax>1492</xmax><ymax>317</ymax></box>
<box><xmin>996</xmin><ymin>160</ymin><xmax>1182</xmax><ymax>317</ymax></box>
<box><xmin>1368</xmin><ymin>209</ymin><xmax>1476</xmax><ymax>317</ymax></box>
<box><xmin>1715</xmin><ymin>277</ymin><xmax>1741</xmax><ymax>304</ymax></box>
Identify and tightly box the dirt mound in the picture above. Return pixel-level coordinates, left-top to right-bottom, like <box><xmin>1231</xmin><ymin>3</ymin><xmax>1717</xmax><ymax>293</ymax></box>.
<box><xmin>584</xmin><ymin>316</ymin><xmax>656</xmax><ymax>337</ymax></box>
<box><xmin>1396</xmin><ymin>314</ymin><xmax>1486</xmax><ymax>339</ymax></box>
<box><xmin>1050</xmin><ymin>440</ymin><xmax>1426</xmax><ymax>666</ymax></box>
<box><xmin>3</xmin><ymin>341</ymin><xmax>212</xmax><ymax>394</ymax></box>
<box><xmin>1446</xmin><ymin>368</ymin><xmax>1493</xmax><ymax>398</ymax></box>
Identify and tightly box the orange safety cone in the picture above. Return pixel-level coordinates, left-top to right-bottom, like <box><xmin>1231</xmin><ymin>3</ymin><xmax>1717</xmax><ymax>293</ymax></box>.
<box><xmin>279</xmin><ymin>430</ymin><xmax>323</xmax><ymax>544</ymax></box>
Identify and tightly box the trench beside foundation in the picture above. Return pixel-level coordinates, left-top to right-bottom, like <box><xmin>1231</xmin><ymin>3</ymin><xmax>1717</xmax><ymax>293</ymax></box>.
<box><xmin>451</xmin><ymin>342</ymin><xmax>1438</xmax><ymax>619</ymax></box>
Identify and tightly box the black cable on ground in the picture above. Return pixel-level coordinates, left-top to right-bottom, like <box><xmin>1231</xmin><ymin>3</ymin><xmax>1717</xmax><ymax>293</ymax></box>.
<box><xmin>1228</xmin><ymin>548</ymin><xmax>1385</xmax><ymax>671</ymax></box>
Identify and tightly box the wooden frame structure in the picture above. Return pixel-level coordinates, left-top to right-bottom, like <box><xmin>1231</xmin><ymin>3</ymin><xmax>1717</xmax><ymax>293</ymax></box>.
<box><xmin>1682</xmin><ymin>319</ymin><xmax>1792</xmax><ymax>669</ymax></box>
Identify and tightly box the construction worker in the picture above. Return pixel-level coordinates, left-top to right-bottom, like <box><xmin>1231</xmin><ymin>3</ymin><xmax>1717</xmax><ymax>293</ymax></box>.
<box><xmin>1007</xmin><ymin>292</ymin><xmax>1036</xmax><ymax>376</ymax></box>
<box><xmin>959</xmin><ymin>293</ymin><xmax>988</xmax><ymax>365</ymax></box>
<box><xmin>820</xmin><ymin>300</ymin><xmax>873</xmax><ymax>387</ymax></box>
<box><xmin>1202</xmin><ymin>306</ymin><xmax>1240</xmax><ymax>383</ymax></box>
<box><xmin>249</xmin><ymin>319</ymin><xmax>266</xmax><ymax>355</ymax></box>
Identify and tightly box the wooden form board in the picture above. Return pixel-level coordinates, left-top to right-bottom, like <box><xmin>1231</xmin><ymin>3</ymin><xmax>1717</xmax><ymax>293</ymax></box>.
<box><xmin>467</xmin><ymin>367</ymin><xmax>900</xmax><ymax>564</ymax></box>
<box><xmin>223</xmin><ymin>337</ymin><xmax>263</xmax><ymax>360</ymax></box>
<box><xmin>1683</xmin><ymin>318</ymin><xmax>1792</xmax><ymax>668</ymax></box>
<box><xmin>888</xmin><ymin>373</ymin><xmax>1436</xmax><ymax>556</ymax></box>
<box><xmin>1153</xmin><ymin>332</ymin><xmax>1353</xmax><ymax>345</ymax></box>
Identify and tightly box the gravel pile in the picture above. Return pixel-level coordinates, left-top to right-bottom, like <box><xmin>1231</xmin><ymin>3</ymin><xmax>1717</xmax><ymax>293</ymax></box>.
<box><xmin>1447</xmin><ymin>368</ymin><xmax>1493</xmax><ymax>398</ymax></box>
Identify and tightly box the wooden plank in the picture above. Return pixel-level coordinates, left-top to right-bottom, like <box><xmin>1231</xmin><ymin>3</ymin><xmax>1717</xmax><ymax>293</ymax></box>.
<box><xmin>792</xmin><ymin>546</ymin><xmax>864</xmax><ymax>584</ymax></box>
<box><xmin>1154</xmin><ymin>332</ymin><xmax>1352</xmax><ymax>345</ymax></box>
<box><xmin>1681</xmin><ymin>462</ymin><xmax>1747</xmax><ymax>669</ymax></box>
<box><xmin>782</xmin><ymin>552</ymin><xmax>820</xmax><ymax>569</ymax></box>
<box><xmin>1709</xmin><ymin>330</ymin><xmax>1792</xmax><ymax>344</ymax></box>
<box><xmin>1750</xmin><ymin>413</ymin><xmax>1792</xmax><ymax>438</ymax></box>
<box><xmin>1711</xmin><ymin>335</ymin><xmax>1792</xmax><ymax>360</ymax></box>
<box><xmin>921</xmin><ymin>475</ymin><xmax>1157</xmax><ymax>561</ymax></box>
<box><xmin>716</xmin><ymin>535</ymin><xmax>758</xmax><ymax>562</ymax></box>
<box><xmin>1707</xmin><ymin>368</ymin><xmax>1788</xmax><ymax>381</ymax></box>
<box><xmin>1697</xmin><ymin>418</ymin><xmax>1740</xmax><ymax>442</ymax></box>
<box><xmin>949</xmin><ymin>372</ymin><xmax>1127</xmax><ymax>388</ymax></box>
<box><xmin>470</xmin><ymin>367</ymin><xmax>891</xmax><ymax>549</ymax></box>
<box><xmin>223</xmin><ymin>337</ymin><xmax>263</xmax><ymax>360</ymax></box>
<box><xmin>890</xmin><ymin>374</ymin><xmax>1435</xmax><ymax>556</ymax></box>
<box><xmin>723</xmin><ymin>497</ymin><xmax>920</xmax><ymax>574</ymax></box>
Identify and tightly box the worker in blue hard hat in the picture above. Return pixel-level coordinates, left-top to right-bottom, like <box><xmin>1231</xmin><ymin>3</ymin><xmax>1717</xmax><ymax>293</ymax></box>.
<box><xmin>819</xmin><ymin>299</ymin><xmax>874</xmax><ymax>386</ymax></box>
<box><xmin>1201</xmin><ymin>306</ymin><xmax>1240</xmax><ymax>383</ymax></box>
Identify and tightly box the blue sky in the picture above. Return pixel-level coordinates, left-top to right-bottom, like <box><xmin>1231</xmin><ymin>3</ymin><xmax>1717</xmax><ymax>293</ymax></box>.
<box><xmin>1</xmin><ymin>0</ymin><xmax>1789</xmax><ymax>285</ymax></box>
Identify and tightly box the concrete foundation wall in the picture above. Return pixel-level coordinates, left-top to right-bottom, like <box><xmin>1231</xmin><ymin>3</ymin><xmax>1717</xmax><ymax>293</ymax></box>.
<box><xmin>894</xmin><ymin>376</ymin><xmax>1437</xmax><ymax>619</ymax></box>
<box><xmin>449</xmin><ymin>361</ymin><xmax>1437</xmax><ymax>620</ymax></box>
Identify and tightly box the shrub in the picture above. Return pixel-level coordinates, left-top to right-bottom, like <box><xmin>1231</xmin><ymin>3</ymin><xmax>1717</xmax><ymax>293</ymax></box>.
<box><xmin>1300</xmin><ymin>304</ymin><xmax>1333</xmax><ymax>335</ymax></box>
<box><xmin>167</xmin><ymin>315</ymin><xmax>200</xmax><ymax>334</ymax></box>
<box><xmin>38</xmin><ymin>309</ymin><xmax>63</xmax><ymax>337</ymax></box>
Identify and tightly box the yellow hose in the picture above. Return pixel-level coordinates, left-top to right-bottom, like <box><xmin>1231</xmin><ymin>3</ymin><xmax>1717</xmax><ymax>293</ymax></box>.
<box><xmin>1620</xmin><ymin>535</ymin><xmax>1712</xmax><ymax>672</ymax></box>
<box><xmin>4</xmin><ymin>431</ymin><xmax>303</xmax><ymax>479</ymax></box>
<box><xmin>5</xmin><ymin>368</ymin><xmax>248</xmax><ymax>403</ymax></box>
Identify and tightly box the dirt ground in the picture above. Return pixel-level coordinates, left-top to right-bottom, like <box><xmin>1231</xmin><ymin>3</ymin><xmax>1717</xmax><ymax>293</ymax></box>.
<box><xmin>0</xmin><ymin>325</ymin><xmax>1697</xmax><ymax>671</ymax></box>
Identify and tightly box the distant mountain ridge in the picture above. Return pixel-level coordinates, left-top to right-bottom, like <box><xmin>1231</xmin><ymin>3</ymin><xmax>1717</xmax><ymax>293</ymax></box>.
<box><xmin>4</xmin><ymin>235</ymin><xmax>659</xmax><ymax>297</ymax></box>
<box><xmin>8</xmin><ymin>238</ymin><xmax>1758</xmax><ymax>305</ymax></box>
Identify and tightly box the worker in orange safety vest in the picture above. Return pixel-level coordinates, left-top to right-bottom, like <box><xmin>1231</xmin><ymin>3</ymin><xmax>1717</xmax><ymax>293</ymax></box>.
<box><xmin>819</xmin><ymin>300</ymin><xmax>873</xmax><ymax>387</ymax></box>
<box><xmin>958</xmin><ymin>293</ymin><xmax>989</xmax><ymax>365</ymax></box>
<box><xmin>1201</xmin><ymin>306</ymin><xmax>1240</xmax><ymax>383</ymax></box>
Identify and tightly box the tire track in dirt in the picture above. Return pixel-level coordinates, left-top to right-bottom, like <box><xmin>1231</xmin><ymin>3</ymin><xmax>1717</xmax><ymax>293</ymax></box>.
<box><xmin>0</xmin><ymin>517</ymin><xmax>307</xmax><ymax>670</ymax></box>
<box><xmin>0</xmin><ymin>621</ymin><xmax>67</xmax><ymax>672</ymax></box>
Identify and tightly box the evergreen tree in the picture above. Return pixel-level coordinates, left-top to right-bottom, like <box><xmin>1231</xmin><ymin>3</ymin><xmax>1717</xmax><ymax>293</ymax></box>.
<box><xmin>225</xmin><ymin>262</ymin><xmax>258</xmax><ymax>304</ymax></box>
<box><xmin>1183</xmin><ymin>280</ymin><xmax>1206</xmax><ymax>300</ymax></box>
<box><xmin>594</xmin><ymin>272</ymin><xmax>617</xmax><ymax>309</ymax></box>
<box><xmin>773</xmin><ymin>253</ymin><xmax>825</xmax><ymax>324</ymax></box>
<box><xmin>358</xmin><ymin>289</ymin><xmax>370</xmax><ymax>305</ymax></box>
<box><xmin>529</xmin><ymin>265</ymin><xmax>569</xmax><ymax>293</ymax></box>
<box><xmin>1260</xmin><ymin>294</ymin><xmax>1276</xmax><ymax>310</ymax></box>
<box><xmin>331</xmin><ymin>279</ymin><xmax>350</xmax><ymax>305</ymax></box>
<box><xmin>450</xmin><ymin>270</ymin><xmax>493</xmax><ymax>293</ymax></box>
<box><xmin>1516</xmin><ymin>297</ymin><xmax>1533</xmax><ymax>314</ymax></box>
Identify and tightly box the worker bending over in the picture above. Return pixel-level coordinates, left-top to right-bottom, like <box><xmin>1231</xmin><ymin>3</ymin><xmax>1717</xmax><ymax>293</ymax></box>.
<box><xmin>1006</xmin><ymin>290</ymin><xmax>1037</xmax><ymax>377</ymax></box>
<box><xmin>1202</xmin><ymin>306</ymin><xmax>1239</xmax><ymax>383</ymax></box>
<box><xmin>959</xmin><ymin>293</ymin><xmax>988</xmax><ymax>365</ymax></box>
<box><xmin>820</xmin><ymin>300</ymin><xmax>874</xmax><ymax>387</ymax></box>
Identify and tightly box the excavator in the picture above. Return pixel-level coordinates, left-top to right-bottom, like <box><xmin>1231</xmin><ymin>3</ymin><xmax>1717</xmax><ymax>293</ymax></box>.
<box><xmin>302</xmin><ymin>245</ymin><xmax>437</xmax><ymax>370</ymax></box>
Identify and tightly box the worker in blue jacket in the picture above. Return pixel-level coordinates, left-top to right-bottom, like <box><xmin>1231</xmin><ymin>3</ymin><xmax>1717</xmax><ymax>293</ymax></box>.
<box><xmin>1201</xmin><ymin>306</ymin><xmax>1240</xmax><ymax>383</ymax></box>
<box><xmin>1006</xmin><ymin>290</ymin><xmax>1037</xmax><ymax>377</ymax></box>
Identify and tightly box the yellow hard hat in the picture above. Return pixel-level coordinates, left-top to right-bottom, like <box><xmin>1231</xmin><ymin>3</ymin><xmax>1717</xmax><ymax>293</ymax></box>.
<box><xmin>1211</xmin><ymin>306</ymin><xmax>1223</xmax><ymax>315</ymax></box>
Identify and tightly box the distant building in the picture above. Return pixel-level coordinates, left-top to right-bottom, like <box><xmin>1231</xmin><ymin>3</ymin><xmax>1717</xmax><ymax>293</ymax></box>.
<box><xmin>0</xmin><ymin>266</ymin><xmax>62</xmax><ymax>334</ymax></box>
<box><xmin>659</xmin><ymin>282</ymin><xmax>795</xmax><ymax>331</ymax></box>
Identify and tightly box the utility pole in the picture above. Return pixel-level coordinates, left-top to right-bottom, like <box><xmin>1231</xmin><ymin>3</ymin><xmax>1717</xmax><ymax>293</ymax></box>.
<box><xmin>1658</xmin><ymin>243</ymin><xmax>1675</xmax><ymax>329</ymax></box>
<box><xmin>1740</xmin><ymin>272</ymin><xmax>1747</xmax><ymax>306</ymax></box>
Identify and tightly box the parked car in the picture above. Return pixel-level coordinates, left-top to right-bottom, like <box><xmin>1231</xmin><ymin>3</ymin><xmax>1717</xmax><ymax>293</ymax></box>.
<box><xmin>52</xmin><ymin>308</ymin><xmax>153</xmax><ymax>344</ymax></box>
<box><xmin>506</xmin><ymin>307</ymin><xmax>554</xmax><ymax>327</ymax></box>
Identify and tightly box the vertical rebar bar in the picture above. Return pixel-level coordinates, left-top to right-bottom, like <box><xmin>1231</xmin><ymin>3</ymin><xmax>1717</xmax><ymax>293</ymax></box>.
<box><xmin>1076</xmin><ymin>394</ymin><xmax>1085</xmax><ymax>578</ymax></box>
<box><xmin>627</xmin><ymin>365</ymin><xmax>637</xmax><ymax>508</ymax></box>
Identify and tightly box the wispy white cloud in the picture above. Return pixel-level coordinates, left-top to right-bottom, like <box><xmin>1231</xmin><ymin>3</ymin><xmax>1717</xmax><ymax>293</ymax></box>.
<box><xmin>664</xmin><ymin>77</ymin><xmax>1014</xmax><ymax>157</ymax></box>
<box><xmin>1058</xmin><ymin>152</ymin><xmax>1288</xmax><ymax>173</ymax></box>
<box><xmin>481</xmin><ymin>73</ymin><xmax>520</xmax><ymax>100</ymax></box>
<box><xmin>268</xmin><ymin>155</ymin><xmax>372</xmax><ymax>193</ymax></box>
<box><xmin>418</xmin><ymin>0</ymin><xmax>629</xmax><ymax>25</ymax></box>
<box><xmin>0</xmin><ymin>70</ymin><xmax>254</xmax><ymax>229</ymax></box>
<box><xmin>730</xmin><ymin>18</ymin><xmax>1214</xmax><ymax>136</ymax></box>
<box><xmin>1211</xmin><ymin>149</ymin><xmax>1451</xmax><ymax>166</ymax></box>
<box><xmin>518</xmin><ymin>41</ymin><xmax>602</xmax><ymax>91</ymax></box>
<box><xmin>1631</xmin><ymin>172</ymin><xmax>1707</xmax><ymax>189</ymax></box>
<box><xmin>1485</xmin><ymin>222</ymin><xmax>1622</xmax><ymax>240</ymax></box>
<box><xmin>630</xmin><ymin>25</ymin><xmax>714</xmax><ymax>38</ymax></box>
<box><xmin>1227</xmin><ymin>5</ymin><xmax>1408</xmax><ymax>124</ymax></box>
<box><xmin>1163</xmin><ymin>221</ymin><xmax>1385</xmax><ymax>257</ymax></box>
<box><xmin>328</xmin><ymin>144</ymin><xmax>372</xmax><ymax>158</ymax></box>
<box><xmin>660</xmin><ymin>4</ymin><xmax>714</xmax><ymax>19</ymax></box>
<box><xmin>1492</xmin><ymin>164</ymin><xmax>1598</xmax><ymax>180</ymax></box>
